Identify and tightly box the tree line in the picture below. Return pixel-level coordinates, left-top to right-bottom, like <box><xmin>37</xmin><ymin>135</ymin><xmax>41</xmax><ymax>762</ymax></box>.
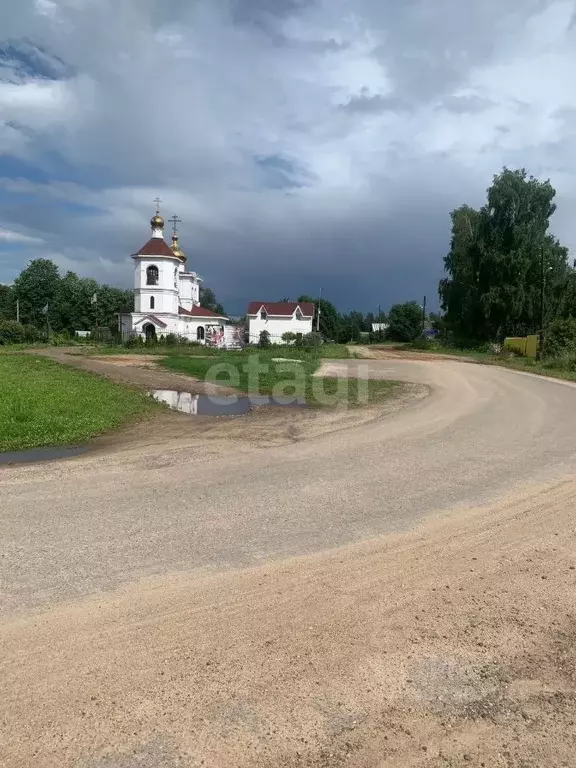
<box><xmin>438</xmin><ymin>167</ymin><xmax>576</xmax><ymax>346</ymax></box>
<box><xmin>286</xmin><ymin>295</ymin><xmax>425</xmax><ymax>344</ymax></box>
<box><xmin>0</xmin><ymin>258</ymin><xmax>225</xmax><ymax>340</ymax></box>
<box><xmin>8</xmin><ymin>169</ymin><xmax>564</xmax><ymax>352</ymax></box>
<box><xmin>296</xmin><ymin>166</ymin><xmax>576</xmax><ymax>349</ymax></box>
<box><xmin>268</xmin><ymin>167</ymin><xmax>576</xmax><ymax>349</ymax></box>
<box><xmin>0</xmin><ymin>259</ymin><xmax>133</xmax><ymax>335</ymax></box>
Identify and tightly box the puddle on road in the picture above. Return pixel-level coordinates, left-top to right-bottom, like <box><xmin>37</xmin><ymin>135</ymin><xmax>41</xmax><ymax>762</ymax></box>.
<box><xmin>0</xmin><ymin>393</ymin><xmax>306</xmax><ymax>465</ymax></box>
<box><xmin>0</xmin><ymin>445</ymin><xmax>88</xmax><ymax>466</ymax></box>
<box><xmin>151</xmin><ymin>390</ymin><xmax>308</xmax><ymax>416</ymax></box>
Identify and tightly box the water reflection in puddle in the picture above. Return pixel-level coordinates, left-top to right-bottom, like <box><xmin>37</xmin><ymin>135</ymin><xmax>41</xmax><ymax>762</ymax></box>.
<box><xmin>151</xmin><ymin>390</ymin><xmax>307</xmax><ymax>416</ymax></box>
<box><xmin>0</xmin><ymin>445</ymin><xmax>88</xmax><ymax>465</ymax></box>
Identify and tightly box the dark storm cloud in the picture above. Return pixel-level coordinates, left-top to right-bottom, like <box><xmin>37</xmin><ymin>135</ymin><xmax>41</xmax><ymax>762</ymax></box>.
<box><xmin>1</xmin><ymin>0</ymin><xmax>576</xmax><ymax>310</ymax></box>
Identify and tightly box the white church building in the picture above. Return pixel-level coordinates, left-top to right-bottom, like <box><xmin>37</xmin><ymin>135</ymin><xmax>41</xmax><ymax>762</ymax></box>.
<box><xmin>119</xmin><ymin>206</ymin><xmax>229</xmax><ymax>343</ymax></box>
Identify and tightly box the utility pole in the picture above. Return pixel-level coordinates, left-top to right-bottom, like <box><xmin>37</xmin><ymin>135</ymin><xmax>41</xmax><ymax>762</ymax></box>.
<box><xmin>422</xmin><ymin>295</ymin><xmax>427</xmax><ymax>336</ymax></box>
<box><xmin>92</xmin><ymin>292</ymin><xmax>99</xmax><ymax>340</ymax></box>
<box><xmin>378</xmin><ymin>304</ymin><xmax>382</xmax><ymax>342</ymax></box>
<box><xmin>43</xmin><ymin>303</ymin><xmax>51</xmax><ymax>339</ymax></box>
<box><xmin>316</xmin><ymin>287</ymin><xmax>322</xmax><ymax>333</ymax></box>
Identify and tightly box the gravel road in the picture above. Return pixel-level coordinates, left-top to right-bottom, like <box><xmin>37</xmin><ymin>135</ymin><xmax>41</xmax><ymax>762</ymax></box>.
<box><xmin>2</xmin><ymin>357</ymin><xmax>576</xmax><ymax>767</ymax></box>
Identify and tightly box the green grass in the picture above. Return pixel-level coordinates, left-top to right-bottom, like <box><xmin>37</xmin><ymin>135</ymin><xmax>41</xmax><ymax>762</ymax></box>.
<box><xmin>427</xmin><ymin>345</ymin><xmax>493</xmax><ymax>359</ymax></box>
<box><xmin>160</xmin><ymin>349</ymin><xmax>400</xmax><ymax>408</ymax></box>
<box><xmin>485</xmin><ymin>354</ymin><xmax>576</xmax><ymax>381</ymax></box>
<box><xmin>0</xmin><ymin>354</ymin><xmax>158</xmax><ymax>452</ymax></box>
<box><xmin>85</xmin><ymin>342</ymin><xmax>352</xmax><ymax>359</ymax></box>
<box><xmin>389</xmin><ymin>340</ymin><xmax>576</xmax><ymax>381</ymax></box>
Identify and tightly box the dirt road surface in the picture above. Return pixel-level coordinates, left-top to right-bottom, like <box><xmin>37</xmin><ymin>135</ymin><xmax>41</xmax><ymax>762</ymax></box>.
<box><xmin>2</xmin><ymin>356</ymin><xmax>576</xmax><ymax>767</ymax></box>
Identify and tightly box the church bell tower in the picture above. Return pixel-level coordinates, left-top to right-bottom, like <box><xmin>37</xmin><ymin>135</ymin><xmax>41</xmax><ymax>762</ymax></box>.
<box><xmin>132</xmin><ymin>199</ymin><xmax>183</xmax><ymax>316</ymax></box>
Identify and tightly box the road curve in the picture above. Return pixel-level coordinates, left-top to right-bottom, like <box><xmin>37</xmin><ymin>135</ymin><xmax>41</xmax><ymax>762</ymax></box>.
<box><xmin>2</xmin><ymin>357</ymin><xmax>576</xmax><ymax>615</ymax></box>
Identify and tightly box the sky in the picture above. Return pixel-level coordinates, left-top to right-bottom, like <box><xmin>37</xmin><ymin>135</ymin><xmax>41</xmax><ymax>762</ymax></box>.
<box><xmin>1</xmin><ymin>0</ymin><xmax>576</xmax><ymax>315</ymax></box>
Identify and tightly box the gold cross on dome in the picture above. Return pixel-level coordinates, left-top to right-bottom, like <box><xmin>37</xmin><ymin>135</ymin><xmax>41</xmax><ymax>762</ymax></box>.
<box><xmin>153</xmin><ymin>196</ymin><xmax>162</xmax><ymax>213</ymax></box>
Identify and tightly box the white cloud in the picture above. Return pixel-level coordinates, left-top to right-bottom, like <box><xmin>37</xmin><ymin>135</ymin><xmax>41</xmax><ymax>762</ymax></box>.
<box><xmin>0</xmin><ymin>227</ymin><xmax>44</xmax><ymax>244</ymax></box>
<box><xmin>0</xmin><ymin>79</ymin><xmax>68</xmax><ymax>111</ymax></box>
<box><xmin>1</xmin><ymin>0</ymin><xmax>576</xmax><ymax>310</ymax></box>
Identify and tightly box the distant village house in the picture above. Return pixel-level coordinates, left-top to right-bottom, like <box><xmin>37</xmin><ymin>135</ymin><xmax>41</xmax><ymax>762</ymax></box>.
<box><xmin>246</xmin><ymin>301</ymin><xmax>314</xmax><ymax>344</ymax></box>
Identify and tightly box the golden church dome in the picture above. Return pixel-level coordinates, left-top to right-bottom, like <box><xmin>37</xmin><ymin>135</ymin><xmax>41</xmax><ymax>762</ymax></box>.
<box><xmin>151</xmin><ymin>214</ymin><xmax>164</xmax><ymax>229</ymax></box>
<box><xmin>171</xmin><ymin>234</ymin><xmax>187</xmax><ymax>262</ymax></box>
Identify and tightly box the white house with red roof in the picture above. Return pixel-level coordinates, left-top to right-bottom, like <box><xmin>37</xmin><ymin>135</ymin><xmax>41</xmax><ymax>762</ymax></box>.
<box><xmin>246</xmin><ymin>301</ymin><xmax>315</xmax><ymax>344</ymax></box>
<box><xmin>119</xmin><ymin>207</ymin><xmax>228</xmax><ymax>343</ymax></box>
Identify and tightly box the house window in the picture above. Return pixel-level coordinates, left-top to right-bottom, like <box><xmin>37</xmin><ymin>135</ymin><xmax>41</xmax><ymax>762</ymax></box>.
<box><xmin>260</xmin><ymin>309</ymin><xmax>267</xmax><ymax>321</ymax></box>
<box><xmin>146</xmin><ymin>265</ymin><xmax>159</xmax><ymax>285</ymax></box>
<box><xmin>150</xmin><ymin>296</ymin><xmax>155</xmax><ymax>310</ymax></box>
<box><xmin>197</xmin><ymin>326</ymin><xmax>205</xmax><ymax>341</ymax></box>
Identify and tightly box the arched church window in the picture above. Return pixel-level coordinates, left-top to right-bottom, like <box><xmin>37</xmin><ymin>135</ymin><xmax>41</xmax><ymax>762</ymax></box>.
<box><xmin>146</xmin><ymin>265</ymin><xmax>159</xmax><ymax>285</ymax></box>
<box><xmin>150</xmin><ymin>296</ymin><xmax>155</xmax><ymax>310</ymax></box>
<box><xmin>197</xmin><ymin>326</ymin><xmax>205</xmax><ymax>341</ymax></box>
<box><xmin>174</xmin><ymin>267</ymin><xmax>178</xmax><ymax>288</ymax></box>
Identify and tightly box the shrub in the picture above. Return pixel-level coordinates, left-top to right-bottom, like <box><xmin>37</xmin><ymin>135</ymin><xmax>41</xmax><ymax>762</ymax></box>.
<box><xmin>124</xmin><ymin>335</ymin><xmax>145</xmax><ymax>348</ymax></box>
<box><xmin>164</xmin><ymin>333</ymin><xmax>179</xmax><ymax>346</ymax></box>
<box><xmin>281</xmin><ymin>331</ymin><xmax>297</xmax><ymax>344</ymax></box>
<box><xmin>540</xmin><ymin>353</ymin><xmax>576</xmax><ymax>371</ymax></box>
<box><xmin>0</xmin><ymin>320</ymin><xmax>41</xmax><ymax>345</ymax></box>
<box><xmin>302</xmin><ymin>331</ymin><xmax>322</xmax><ymax>348</ymax></box>
<box><xmin>543</xmin><ymin>317</ymin><xmax>576</xmax><ymax>359</ymax></box>
<box><xmin>258</xmin><ymin>330</ymin><xmax>271</xmax><ymax>348</ymax></box>
<box><xmin>387</xmin><ymin>302</ymin><xmax>423</xmax><ymax>342</ymax></box>
<box><xmin>22</xmin><ymin>324</ymin><xmax>42</xmax><ymax>343</ymax></box>
<box><xmin>409</xmin><ymin>337</ymin><xmax>432</xmax><ymax>350</ymax></box>
<box><xmin>50</xmin><ymin>331</ymin><xmax>74</xmax><ymax>346</ymax></box>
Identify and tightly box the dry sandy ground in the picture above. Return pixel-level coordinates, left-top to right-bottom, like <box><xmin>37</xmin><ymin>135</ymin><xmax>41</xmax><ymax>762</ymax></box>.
<box><xmin>32</xmin><ymin>349</ymin><xmax>423</xmax><ymax>452</ymax></box>
<box><xmin>353</xmin><ymin>345</ymin><xmax>479</xmax><ymax>363</ymax></box>
<box><xmin>3</xmin><ymin>480</ymin><xmax>576</xmax><ymax>768</ymax></box>
<box><xmin>2</xmin><ymin>354</ymin><xmax>576</xmax><ymax>767</ymax></box>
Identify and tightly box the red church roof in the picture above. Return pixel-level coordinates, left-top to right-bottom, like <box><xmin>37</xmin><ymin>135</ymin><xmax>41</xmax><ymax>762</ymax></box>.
<box><xmin>132</xmin><ymin>238</ymin><xmax>177</xmax><ymax>258</ymax></box>
<box><xmin>247</xmin><ymin>301</ymin><xmax>315</xmax><ymax>317</ymax></box>
<box><xmin>179</xmin><ymin>305</ymin><xmax>228</xmax><ymax>319</ymax></box>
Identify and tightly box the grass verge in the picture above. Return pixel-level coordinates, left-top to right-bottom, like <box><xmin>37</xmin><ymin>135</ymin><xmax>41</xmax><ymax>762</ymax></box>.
<box><xmin>483</xmin><ymin>355</ymin><xmax>576</xmax><ymax>381</ymax></box>
<box><xmin>160</xmin><ymin>351</ymin><xmax>401</xmax><ymax>407</ymax></box>
<box><xmin>376</xmin><ymin>341</ymin><xmax>576</xmax><ymax>382</ymax></box>
<box><xmin>83</xmin><ymin>343</ymin><xmax>352</xmax><ymax>359</ymax></box>
<box><xmin>0</xmin><ymin>354</ymin><xmax>158</xmax><ymax>452</ymax></box>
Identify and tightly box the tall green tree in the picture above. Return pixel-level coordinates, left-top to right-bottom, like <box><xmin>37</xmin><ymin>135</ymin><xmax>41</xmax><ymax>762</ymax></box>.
<box><xmin>0</xmin><ymin>283</ymin><xmax>15</xmax><ymax>320</ymax></box>
<box><xmin>200</xmin><ymin>285</ymin><xmax>225</xmax><ymax>315</ymax></box>
<box><xmin>339</xmin><ymin>311</ymin><xmax>364</xmax><ymax>342</ymax></box>
<box><xmin>13</xmin><ymin>259</ymin><xmax>61</xmax><ymax>328</ymax></box>
<box><xmin>51</xmin><ymin>272</ymin><xmax>133</xmax><ymax>333</ymax></box>
<box><xmin>440</xmin><ymin>168</ymin><xmax>570</xmax><ymax>341</ymax></box>
<box><xmin>298</xmin><ymin>294</ymin><xmax>341</xmax><ymax>340</ymax></box>
<box><xmin>387</xmin><ymin>301</ymin><xmax>423</xmax><ymax>342</ymax></box>
<box><xmin>91</xmin><ymin>284</ymin><xmax>133</xmax><ymax>332</ymax></box>
<box><xmin>56</xmin><ymin>272</ymin><xmax>95</xmax><ymax>331</ymax></box>
<box><xmin>438</xmin><ymin>205</ymin><xmax>483</xmax><ymax>339</ymax></box>
<box><xmin>11</xmin><ymin>259</ymin><xmax>134</xmax><ymax>334</ymax></box>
